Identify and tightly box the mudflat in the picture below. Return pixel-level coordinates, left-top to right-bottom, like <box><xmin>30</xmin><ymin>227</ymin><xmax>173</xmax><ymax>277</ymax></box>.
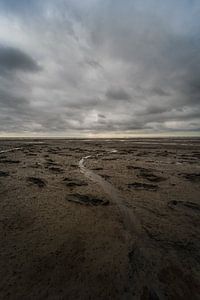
<box><xmin>0</xmin><ymin>138</ymin><xmax>199</xmax><ymax>299</ymax></box>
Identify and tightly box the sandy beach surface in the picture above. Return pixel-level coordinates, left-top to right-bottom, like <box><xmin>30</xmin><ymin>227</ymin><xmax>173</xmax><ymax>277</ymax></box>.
<box><xmin>0</xmin><ymin>138</ymin><xmax>199</xmax><ymax>299</ymax></box>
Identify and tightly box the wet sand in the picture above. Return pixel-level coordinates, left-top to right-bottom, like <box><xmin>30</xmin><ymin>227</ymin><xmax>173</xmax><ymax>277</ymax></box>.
<box><xmin>0</xmin><ymin>138</ymin><xmax>199</xmax><ymax>299</ymax></box>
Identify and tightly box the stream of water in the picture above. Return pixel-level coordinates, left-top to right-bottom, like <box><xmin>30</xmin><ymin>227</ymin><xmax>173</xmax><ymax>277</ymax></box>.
<box><xmin>79</xmin><ymin>155</ymin><xmax>142</xmax><ymax>235</ymax></box>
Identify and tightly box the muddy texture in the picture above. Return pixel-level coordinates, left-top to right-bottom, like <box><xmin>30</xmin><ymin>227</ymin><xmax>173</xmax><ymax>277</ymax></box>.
<box><xmin>67</xmin><ymin>193</ymin><xmax>109</xmax><ymax>206</ymax></box>
<box><xmin>182</xmin><ymin>172</ymin><xmax>200</xmax><ymax>182</ymax></box>
<box><xmin>0</xmin><ymin>171</ymin><xmax>9</xmax><ymax>177</ymax></box>
<box><xmin>27</xmin><ymin>177</ymin><xmax>47</xmax><ymax>188</ymax></box>
<box><xmin>128</xmin><ymin>182</ymin><xmax>158</xmax><ymax>191</ymax></box>
<box><xmin>0</xmin><ymin>137</ymin><xmax>199</xmax><ymax>299</ymax></box>
<box><xmin>63</xmin><ymin>177</ymin><xmax>88</xmax><ymax>187</ymax></box>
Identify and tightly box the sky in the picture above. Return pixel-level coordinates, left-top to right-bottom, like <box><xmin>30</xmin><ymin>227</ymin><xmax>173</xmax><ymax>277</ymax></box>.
<box><xmin>0</xmin><ymin>0</ymin><xmax>199</xmax><ymax>137</ymax></box>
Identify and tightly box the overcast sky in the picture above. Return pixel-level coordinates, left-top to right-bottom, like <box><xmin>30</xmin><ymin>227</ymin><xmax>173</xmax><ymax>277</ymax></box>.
<box><xmin>0</xmin><ymin>0</ymin><xmax>199</xmax><ymax>137</ymax></box>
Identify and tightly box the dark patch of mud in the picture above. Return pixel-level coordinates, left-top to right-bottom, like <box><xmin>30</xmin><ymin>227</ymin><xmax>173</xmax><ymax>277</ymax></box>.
<box><xmin>29</xmin><ymin>163</ymin><xmax>42</xmax><ymax>169</ymax></box>
<box><xmin>101</xmin><ymin>174</ymin><xmax>111</xmax><ymax>181</ymax></box>
<box><xmin>45</xmin><ymin>158</ymin><xmax>57</xmax><ymax>164</ymax></box>
<box><xmin>47</xmin><ymin>149</ymin><xmax>59</xmax><ymax>154</ymax></box>
<box><xmin>26</xmin><ymin>153</ymin><xmax>37</xmax><ymax>157</ymax></box>
<box><xmin>102</xmin><ymin>157</ymin><xmax>118</xmax><ymax>161</ymax></box>
<box><xmin>168</xmin><ymin>200</ymin><xmax>200</xmax><ymax>211</ymax></box>
<box><xmin>67</xmin><ymin>193</ymin><xmax>109</xmax><ymax>206</ymax></box>
<box><xmin>63</xmin><ymin>178</ymin><xmax>88</xmax><ymax>187</ymax></box>
<box><xmin>49</xmin><ymin>166</ymin><xmax>64</xmax><ymax>173</ymax></box>
<box><xmin>156</xmin><ymin>151</ymin><xmax>169</xmax><ymax>157</ymax></box>
<box><xmin>0</xmin><ymin>171</ymin><xmax>9</xmax><ymax>177</ymax></box>
<box><xmin>127</xmin><ymin>166</ymin><xmax>165</xmax><ymax>182</ymax></box>
<box><xmin>139</xmin><ymin>171</ymin><xmax>166</xmax><ymax>183</ymax></box>
<box><xmin>27</xmin><ymin>177</ymin><xmax>46</xmax><ymax>188</ymax></box>
<box><xmin>192</xmin><ymin>151</ymin><xmax>200</xmax><ymax>159</ymax></box>
<box><xmin>181</xmin><ymin>173</ymin><xmax>200</xmax><ymax>183</ymax></box>
<box><xmin>128</xmin><ymin>182</ymin><xmax>158</xmax><ymax>191</ymax></box>
<box><xmin>70</xmin><ymin>164</ymin><xmax>77</xmax><ymax>168</ymax></box>
<box><xmin>127</xmin><ymin>166</ymin><xmax>150</xmax><ymax>171</ymax></box>
<box><xmin>0</xmin><ymin>159</ymin><xmax>20</xmax><ymax>164</ymax></box>
<box><xmin>136</xmin><ymin>151</ymin><xmax>149</xmax><ymax>157</ymax></box>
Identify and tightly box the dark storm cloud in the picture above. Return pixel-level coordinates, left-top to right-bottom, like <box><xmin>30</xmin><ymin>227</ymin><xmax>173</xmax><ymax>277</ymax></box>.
<box><xmin>0</xmin><ymin>46</ymin><xmax>40</xmax><ymax>73</ymax></box>
<box><xmin>106</xmin><ymin>88</ymin><xmax>131</xmax><ymax>101</ymax></box>
<box><xmin>0</xmin><ymin>0</ymin><xmax>199</xmax><ymax>136</ymax></box>
<box><xmin>144</xmin><ymin>105</ymin><xmax>171</xmax><ymax>115</ymax></box>
<box><xmin>0</xmin><ymin>90</ymin><xmax>28</xmax><ymax>109</ymax></box>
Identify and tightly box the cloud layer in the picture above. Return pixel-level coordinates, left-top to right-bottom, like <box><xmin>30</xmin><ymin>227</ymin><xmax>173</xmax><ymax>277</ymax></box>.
<box><xmin>0</xmin><ymin>0</ymin><xmax>199</xmax><ymax>136</ymax></box>
<box><xmin>0</xmin><ymin>46</ymin><xmax>40</xmax><ymax>72</ymax></box>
